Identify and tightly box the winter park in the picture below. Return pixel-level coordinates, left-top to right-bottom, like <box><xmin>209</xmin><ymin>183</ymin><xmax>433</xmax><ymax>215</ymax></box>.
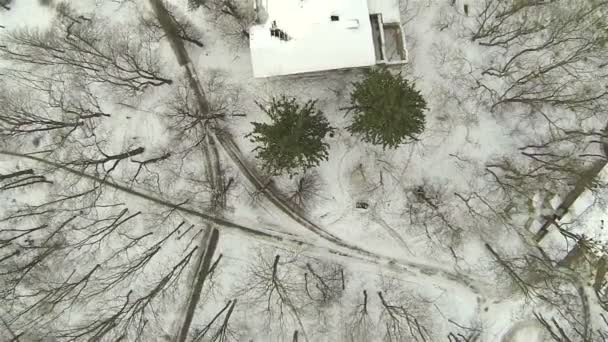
<box><xmin>0</xmin><ymin>0</ymin><xmax>607</xmax><ymax>341</ymax></box>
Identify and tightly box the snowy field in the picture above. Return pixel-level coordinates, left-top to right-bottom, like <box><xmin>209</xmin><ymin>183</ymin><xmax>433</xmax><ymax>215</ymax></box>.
<box><xmin>1</xmin><ymin>0</ymin><xmax>608</xmax><ymax>341</ymax></box>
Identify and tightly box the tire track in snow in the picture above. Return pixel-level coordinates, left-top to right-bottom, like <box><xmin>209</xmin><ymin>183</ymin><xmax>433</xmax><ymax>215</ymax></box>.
<box><xmin>0</xmin><ymin>149</ymin><xmax>489</xmax><ymax>296</ymax></box>
<box><xmin>215</xmin><ymin>133</ymin><xmax>488</xmax><ymax>293</ymax></box>
<box><xmin>144</xmin><ymin>0</ymin><xmax>490</xmax><ymax>324</ymax></box>
<box><xmin>146</xmin><ymin>1</ymin><xmax>229</xmax><ymax>340</ymax></box>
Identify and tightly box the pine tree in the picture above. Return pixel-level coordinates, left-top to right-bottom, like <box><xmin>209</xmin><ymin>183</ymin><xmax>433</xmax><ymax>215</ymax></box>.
<box><xmin>247</xmin><ymin>96</ymin><xmax>335</xmax><ymax>177</ymax></box>
<box><xmin>347</xmin><ymin>68</ymin><xmax>427</xmax><ymax>148</ymax></box>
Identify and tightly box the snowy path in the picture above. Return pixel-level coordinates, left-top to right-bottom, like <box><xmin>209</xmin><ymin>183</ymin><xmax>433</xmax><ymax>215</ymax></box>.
<box><xmin>0</xmin><ymin>146</ymin><xmax>496</xmax><ymax>342</ymax></box>
<box><xmin>138</xmin><ymin>0</ymin><xmax>492</xmax><ymax>337</ymax></box>
<box><xmin>147</xmin><ymin>1</ymin><xmax>228</xmax><ymax>340</ymax></box>
<box><xmin>175</xmin><ymin>226</ymin><xmax>219</xmax><ymax>342</ymax></box>
<box><xmin>0</xmin><ymin>149</ymin><xmax>492</xmax><ymax>294</ymax></box>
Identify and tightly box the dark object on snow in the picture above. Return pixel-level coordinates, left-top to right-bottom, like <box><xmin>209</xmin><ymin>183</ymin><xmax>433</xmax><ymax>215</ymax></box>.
<box><xmin>0</xmin><ymin>0</ymin><xmax>12</xmax><ymax>11</ymax></box>
<box><xmin>270</xmin><ymin>21</ymin><xmax>291</xmax><ymax>41</ymax></box>
<box><xmin>355</xmin><ymin>201</ymin><xmax>369</xmax><ymax>209</ymax></box>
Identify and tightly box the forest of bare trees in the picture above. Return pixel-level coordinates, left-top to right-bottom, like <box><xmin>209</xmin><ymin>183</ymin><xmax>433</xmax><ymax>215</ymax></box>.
<box><xmin>1</xmin><ymin>0</ymin><xmax>608</xmax><ymax>341</ymax></box>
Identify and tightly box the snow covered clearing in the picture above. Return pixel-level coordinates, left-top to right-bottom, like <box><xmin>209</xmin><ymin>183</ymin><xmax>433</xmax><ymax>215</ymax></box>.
<box><xmin>1</xmin><ymin>0</ymin><xmax>608</xmax><ymax>341</ymax></box>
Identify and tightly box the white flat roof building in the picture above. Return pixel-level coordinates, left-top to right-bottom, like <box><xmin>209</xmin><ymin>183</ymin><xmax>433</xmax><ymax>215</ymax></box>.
<box><xmin>249</xmin><ymin>0</ymin><xmax>408</xmax><ymax>78</ymax></box>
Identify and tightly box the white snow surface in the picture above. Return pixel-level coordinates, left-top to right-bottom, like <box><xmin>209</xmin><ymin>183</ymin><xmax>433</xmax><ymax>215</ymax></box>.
<box><xmin>250</xmin><ymin>0</ymin><xmax>377</xmax><ymax>77</ymax></box>
<box><xmin>500</xmin><ymin>321</ymin><xmax>549</xmax><ymax>342</ymax></box>
<box><xmin>2</xmin><ymin>0</ymin><xmax>608</xmax><ymax>340</ymax></box>
<box><xmin>0</xmin><ymin>0</ymin><xmax>53</xmax><ymax>29</ymax></box>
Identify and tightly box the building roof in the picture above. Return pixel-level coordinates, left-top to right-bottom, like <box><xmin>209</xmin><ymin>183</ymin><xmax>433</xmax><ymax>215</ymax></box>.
<box><xmin>249</xmin><ymin>0</ymin><xmax>378</xmax><ymax>78</ymax></box>
<box><xmin>367</xmin><ymin>0</ymin><xmax>401</xmax><ymax>23</ymax></box>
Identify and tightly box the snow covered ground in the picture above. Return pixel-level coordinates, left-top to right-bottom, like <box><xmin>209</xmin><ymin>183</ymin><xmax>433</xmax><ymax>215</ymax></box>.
<box><xmin>1</xmin><ymin>0</ymin><xmax>607</xmax><ymax>341</ymax></box>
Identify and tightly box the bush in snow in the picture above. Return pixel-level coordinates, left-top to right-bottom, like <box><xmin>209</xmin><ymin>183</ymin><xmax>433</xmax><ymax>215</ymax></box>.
<box><xmin>286</xmin><ymin>171</ymin><xmax>323</xmax><ymax>209</ymax></box>
<box><xmin>247</xmin><ymin>96</ymin><xmax>335</xmax><ymax>177</ymax></box>
<box><xmin>346</xmin><ymin>68</ymin><xmax>427</xmax><ymax>149</ymax></box>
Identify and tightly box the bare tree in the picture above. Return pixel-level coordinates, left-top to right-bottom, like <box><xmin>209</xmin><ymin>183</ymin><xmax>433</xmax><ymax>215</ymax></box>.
<box><xmin>204</xmin><ymin>0</ymin><xmax>256</xmax><ymax>45</ymax></box>
<box><xmin>0</xmin><ymin>67</ymin><xmax>178</xmax><ymax>194</ymax></box>
<box><xmin>343</xmin><ymin>290</ymin><xmax>375</xmax><ymax>342</ymax></box>
<box><xmin>1</xmin><ymin>4</ymin><xmax>172</xmax><ymax>96</ymax></box>
<box><xmin>470</xmin><ymin>0</ymin><xmax>555</xmax><ymax>44</ymax></box>
<box><xmin>191</xmin><ymin>299</ymin><xmax>239</xmax><ymax>342</ymax></box>
<box><xmin>139</xmin><ymin>1</ymin><xmax>204</xmax><ymax>48</ymax></box>
<box><xmin>0</xmin><ymin>140</ymin><xmax>212</xmax><ymax>339</ymax></box>
<box><xmin>0</xmin><ymin>5</ymin><xmax>230</xmax><ymax>335</ymax></box>
<box><xmin>0</xmin><ymin>80</ymin><xmax>108</xmax><ymax>147</ymax></box>
<box><xmin>470</xmin><ymin>0</ymin><xmax>608</xmax><ymax>115</ymax></box>
<box><xmin>0</xmin><ymin>174</ymin><xmax>203</xmax><ymax>339</ymax></box>
<box><xmin>301</xmin><ymin>260</ymin><xmax>345</xmax><ymax>307</ymax></box>
<box><xmin>51</xmin><ymin>245</ymin><xmax>197</xmax><ymax>340</ymax></box>
<box><xmin>485</xmin><ymin>241</ymin><xmax>594</xmax><ymax>341</ymax></box>
<box><xmin>377</xmin><ymin>291</ymin><xmax>433</xmax><ymax>342</ymax></box>
<box><xmin>404</xmin><ymin>179</ymin><xmax>464</xmax><ymax>249</ymax></box>
<box><xmin>285</xmin><ymin>171</ymin><xmax>324</xmax><ymax>210</ymax></box>
<box><xmin>0</xmin><ymin>168</ymin><xmax>52</xmax><ymax>191</ymax></box>
<box><xmin>446</xmin><ymin>320</ymin><xmax>481</xmax><ymax>342</ymax></box>
<box><xmin>480</xmin><ymin>121</ymin><xmax>608</xmax><ymax>234</ymax></box>
<box><xmin>165</xmin><ymin>72</ymin><xmax>242</xmax><ymax>151</ymax></box>
<box><xmin>235</xmin><ymin>251</ymin><xmax>308</xmax><ymax>339</ymax></box>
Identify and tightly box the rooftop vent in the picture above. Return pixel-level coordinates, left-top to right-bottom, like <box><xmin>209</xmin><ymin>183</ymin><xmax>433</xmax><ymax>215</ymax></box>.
<box><xmin>270</xmin><ymin>21</ymin><xmax>291</xmax><ymax>41</ymax></box>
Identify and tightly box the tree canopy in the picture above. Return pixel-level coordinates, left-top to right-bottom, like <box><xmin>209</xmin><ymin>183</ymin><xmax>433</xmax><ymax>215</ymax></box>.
<box><xmin>347</xmin><ymin>68</ymin><xmax>427</xmax><ymax>148</ymax></box>
<box><xmin>247</xmin><ymin>96</ymin><xmax>334</xmax><ymax>176</ymax></box>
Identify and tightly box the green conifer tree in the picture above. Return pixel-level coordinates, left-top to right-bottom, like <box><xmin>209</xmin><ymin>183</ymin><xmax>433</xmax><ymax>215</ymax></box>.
<box><xmin>247</xmin><ymin>96</ymin><xmax>335</xmax><ymax>176</ymax></box>
<box><xmin>347</xmin><ymin>68</ymin><xmax>427</xmax><ymax>148</ymax></box>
